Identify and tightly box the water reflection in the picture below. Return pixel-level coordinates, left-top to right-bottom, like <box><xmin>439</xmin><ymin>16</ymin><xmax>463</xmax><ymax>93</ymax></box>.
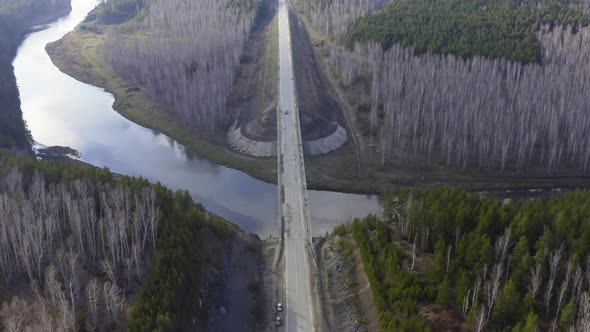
<box><xmin>14</xmin><ymin>0</ymin><xmax>382</xmax><ymax>236</ymax></box>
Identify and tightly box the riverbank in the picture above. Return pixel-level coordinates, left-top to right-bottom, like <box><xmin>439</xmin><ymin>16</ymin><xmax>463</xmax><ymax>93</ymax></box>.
<box><xmin>290</xmin><ymin>0</ymin><xmax>590</xmax><ymax>194</ymax></box>
<box><xmin>0</xmin><ymin>152</ymin><xmax>272</xmax><ymax>330</ymax></box>
<box><xmin>44</xmin><ymin>12</ymin><xmax>377</xmax><ymax>193</ymax></box>
<box><xmin>0</xmin><ymin>1</ymin><xmax>71</xmax><ymax>152</ymax></box>
<box><xmin>45</xmin><ymin>1</ymin><xmax>590</xmax><ymax>195</ymax></box>
<box><xmin>24</xmin><ymin>3</ymin><xmax>72</xmax><ymax>28</ymax></box>
<box><xmin>46</xmin><ymin>29</ymin><xmax>279</xmax><ymax>184</ymax></box>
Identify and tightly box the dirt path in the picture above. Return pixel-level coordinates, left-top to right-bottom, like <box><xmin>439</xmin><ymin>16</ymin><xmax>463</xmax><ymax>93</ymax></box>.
<box><xmin>316</xmin><ymin>235</ymin><xmax>381</xmax><ymax>331</ymax></box>
<box><xmin>288</xmin><ymin>9</ymin><xmax>346</xmax><ymax>141</ymax></box>
<box><xmin>207</xmin><ymin>233</ymin><xmax>263</xmax><ymax>331</ymax></box>
<box><xmin>262</xmin><ymin>238</ymin><xmax>283</xmax><ymax>331</ymax></box>
<box><xmin>227</xmin><ymin>0</ymin><xmax>280</xmax><ymax>142</ymax></box>
<box><xmin>289</xmin><ymin>1</ymin><xmax>364</xmax><ymax>178</ymax></box>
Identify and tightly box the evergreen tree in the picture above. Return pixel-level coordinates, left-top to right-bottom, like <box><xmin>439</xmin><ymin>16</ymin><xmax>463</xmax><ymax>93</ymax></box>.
<box><xmin>436</xmin><ymin>278</ymin><xmax>452</xmax><ymax>306</ymax></box>
<box><xmin>429</xmin><ymin>237</ymin><xmax>446</xmax><ymax>282</ymax></box>
<box><xmin>559</xmin><ymin>300</ymin><xmax>575</xmax><ymax>330</ymax></box>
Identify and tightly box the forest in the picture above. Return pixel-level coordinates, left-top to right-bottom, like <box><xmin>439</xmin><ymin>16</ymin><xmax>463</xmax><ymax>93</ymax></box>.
<box><xmin>102</xmin><ymin>0</ymin><xmax>263</xmax><ymax>133</ymax></box>
<box><xmin>329</xmin><ymin>23</ymin><xmax>590</xmax><ymax>172</ymax></box>
<box><xmin>300</xmin><ymin>0</ymin><xmax>590</xmax><ymax>173</ymax></box>
<box><xmin>336</xmin><ymin>188</ymin><xmax>590</xmax><ymax>331</ymax></box>
<box><xmin>301</xmin><ymin>0</ymin><xmax>395</xmax><ymax>41</ymax></box>
<box><xmin>0</xmin><ymin>153</ymin><xmax>239</xmax><ymax>330</ymax></box>
<box><xmin>0</xmin><ymin>0</ymin><xmax>70</xmax><ymax>150</ymax></box>
<box><xmin>345</xmin><ymin>0</ymin><xmax>589</xmax><ymax>63</ymax></box>
<box><xmin>92</xmin><ymin>0</ymin><xmax>148</xmax><ymax>24</ymax></box>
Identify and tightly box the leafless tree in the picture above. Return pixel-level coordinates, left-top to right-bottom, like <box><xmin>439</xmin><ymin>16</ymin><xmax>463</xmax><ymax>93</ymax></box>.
<box><xmin>553</xmin><ymin>259</ymin><xmax>573</xmax><ymax>330</ymax></box>
<box><xmin>45</xmin><ymin>265</ymin><xmax>74</xmax><ymax>331</ymax></box>
<box><xmin>0</xmin><ymin>296</ymin><xmax>27</xmax><ymax>332</ymax></box>
<box><xmin>573</xmin><ymin>265</ymin><xmax>585</xmax><ymax>312</ymax></box>
<box><xmin>546</xmin><ymin>246</ymin><xmax>564</xmax><ymax>316</ymax></box>
<box><xmin>100</xmin><ymin>259</ymin><xmax>117</xmax><ymax>286</ymax></box>
<box><xmin>578</xmin><ymin>292</ymin><xmax>590</xmax><ymax>331</ymax></box>
<box><xmin>485</xmin><ymin>263</ymin><xmax>503</xmax><ymax>320</ymax></box>
<box><xmin>530</xmin><ymin>262</ymin><xmax>543</xmax><ymax>300</ymax></box>
<box><xmin>329</xmin><ymin>25</ymin><xmax>590</xmax><ymax>173</ymax></box>
<box><xmin>87</xmin><ymin>279</ymin><xmax>100</xmax><ymax>328</ymax></box>
<box><xmin>2</xmin><ymin>166</ymin><xmax>22</xmax><ymax>194</ymax></box>
<box><xmin>103</xmin><ymin>282</ymin><xmax>124</xmax><ymax>322</ymax></box>
<box><xmin>472</xmin><ymin>276</ymin><xmax>482</xmax><ymax>309</ymax></box>
<box><xmin>0</xmin><ymin>169</ymin><xmax>162</xmax><ymax>328</ymax></box>
<box><xmin>462</xmin><ymin>289</ymin><xmax>471</xmax><ymax>319</ymax></box>
<box><xmin>62</xmin><ymin>251</ymin><xmax>81</xmax><ymax>316</ymax></box>
<box><xmin>104</xmin><ymin>0</ymin><xmax>260</xmax><ymax>133</ymax></box>
<box><xmin>132</xmin><ymin>242</ymin><xmax>142</xmax><ymax>280</ymax></box>
<box><xmin>495</xmin><ymin>228</ymin><xmax>511</xmax><ymax>268</ymax></box>
<box><xmin>476</xmin><ymin>305</ymin><xmax>487</xmax><ymax>332</ymax></box>
<box><xmin>32</xmin><ymin>280</ymin><xmax>55</xmax><ymax>332</ymax></box>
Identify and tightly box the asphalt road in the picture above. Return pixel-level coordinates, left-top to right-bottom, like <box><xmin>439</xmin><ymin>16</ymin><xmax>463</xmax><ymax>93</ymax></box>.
<box><xmin>277</xmin><ymin>0</ymin><xmax>315</xmax><ymax>330</ymax></box>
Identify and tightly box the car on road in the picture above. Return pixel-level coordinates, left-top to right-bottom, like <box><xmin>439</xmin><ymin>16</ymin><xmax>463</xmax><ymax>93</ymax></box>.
<box><xmin>277</xmin><ymin>302</ymin><xmax>283</xmax><ymax>312</ymax></box>
<box><xmin>276</xmin><ymin>316</ymin><xmax>282</xmax><ymax>326</ymax></box>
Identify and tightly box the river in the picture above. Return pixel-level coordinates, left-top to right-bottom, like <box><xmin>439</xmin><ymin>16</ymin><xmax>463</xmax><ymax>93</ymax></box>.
<box><xmin>13</xmin><ymin>0</ymin><xmax>381</xmax><ymax>237</ymax></box>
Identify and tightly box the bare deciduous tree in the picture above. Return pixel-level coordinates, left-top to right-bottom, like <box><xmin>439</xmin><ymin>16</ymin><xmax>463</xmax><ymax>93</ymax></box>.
<box><xmin>546</xmin><ymin>246</ymin><xmax>564</xmax><ymax>316</ymax></box>
<box><xmin>104</xmin><ymin>0</ymin><xmax>260</xmax><ymax>133</ymax></box>
<box><xmin>329</xmin><ymin>25</ymin><xmax>590</xmax><ymax>173</ymax></box>
<box><xmin>530</xmin><ymin>262</ymin><xmax>543</xmax><ymax>300</ymax></box>
<box><xmin>87</xmin><ymin>279</ymin><xmax>100</xmax><ymax>328</ymax></box>
<box><xmin>103</xmin><ymin>282</ymin><xmax>124</xmax><ymax>322</ymax></box>
<box><xmin>0</xmin><ymin>169</ymin><xmax>161</xmax><ymax>330</ymax></box>
<box><xmin>577</xmin><ymin>292</ymin><xmax>590</xmax><ymax>331</ymax></box>
<box><xmin>476</xmin><ymin>305</ymin><xmax>487</xmax><ymax>332</ymax></box>
<box><xmin>553</xmin><ymin>259</ymin><xmax>573</xmax><ymax>330</ymax></box>
<box><xmin>0</xmin><ymin>296</ymin><xmax>27</xmax><ymax>332</ymax></box>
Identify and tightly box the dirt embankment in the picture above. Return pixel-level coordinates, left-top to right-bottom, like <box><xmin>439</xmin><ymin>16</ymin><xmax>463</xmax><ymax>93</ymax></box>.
<box><xmin>261</xmin><ymin>238</ymin><xmax>284</xmax><ymax>331</ymax></box>
<box><xmin>206</xmin><ymin>233</ymin><xmax>266</xmax><ymax>331</ymax></box>
<box><xmin>316</xmin><ymin>227</ymin><xmax>469</xmax><ymax>332</ymax></box>
<box><xmin>226</xmin><ymin>0</ymin><xmax>346</xmax><ymax>144</ymax></box>
<box><xmin>166</xmin><ymin>228</ymin><xmax>277</xmax><ymax>331</ymax></box>
<box><xmin>288</xmin><ymin>10</ymin><xmax>344</xmax><ymax>141</ymax></box>
<box><xmin>202</xmin><ymin>235</ymin><xmax>282</xmax><ymax>331</ymax></box>
<box><xmin>227</xmin><ymin>0</ymin><xmax>279</xmax><ymax>142</ymax></box>
<box><xmin>315</xmin><ymin>235</ymin><xmax>380</xmax><ymax>332</ymax></box>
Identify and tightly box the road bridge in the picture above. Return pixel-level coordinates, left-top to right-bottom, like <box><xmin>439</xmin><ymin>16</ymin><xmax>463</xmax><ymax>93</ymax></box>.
<box><xmin>276</xmin><ymin>0</ymin><xmax>316</xmax><ymax>330</ymax></box>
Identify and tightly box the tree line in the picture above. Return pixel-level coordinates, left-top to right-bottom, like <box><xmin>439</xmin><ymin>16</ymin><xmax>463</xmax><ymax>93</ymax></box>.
<box><xmin>127</xmin><ymin>186</ymin><xmax>239</xmax><ymax>331</ymax></box>
<box><xmin>103</xmin><ymin>0</ymin><xmax>262</xmax><ymax>133</ymax></box>
<box><xmin>0</xmin><ymin>0</ymin><xmax>70</xmax><ymax>150</ymax></box>
<box><xmin>300</xmin><ymin>0</ymin><xmax>395</xmax><ymax>41</ymax></box>
<box><xmin>93</xmin><ymin>0</ymin><xmax>148</xmax><ymax>24</ymax></box>
<box><xmin>329</xmin><ymin>24</ymin><xmax>590</xmax><ymax>172</ymax></box>
<box><xmin>344</xmin><ymin>0</ymin><xmax>590</xmax><ymax>64</ymax></box>
<box><xmin>339</xmin><ymin>188</ymin><xmax>590</xmax><ymax>330</ymax></box>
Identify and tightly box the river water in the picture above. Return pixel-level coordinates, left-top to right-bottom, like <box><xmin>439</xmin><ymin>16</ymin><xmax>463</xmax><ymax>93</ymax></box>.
<box><xmin>13</xmin><ymin>0</ymin><xmax>381</xmax><ymax>236</ymax></box>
